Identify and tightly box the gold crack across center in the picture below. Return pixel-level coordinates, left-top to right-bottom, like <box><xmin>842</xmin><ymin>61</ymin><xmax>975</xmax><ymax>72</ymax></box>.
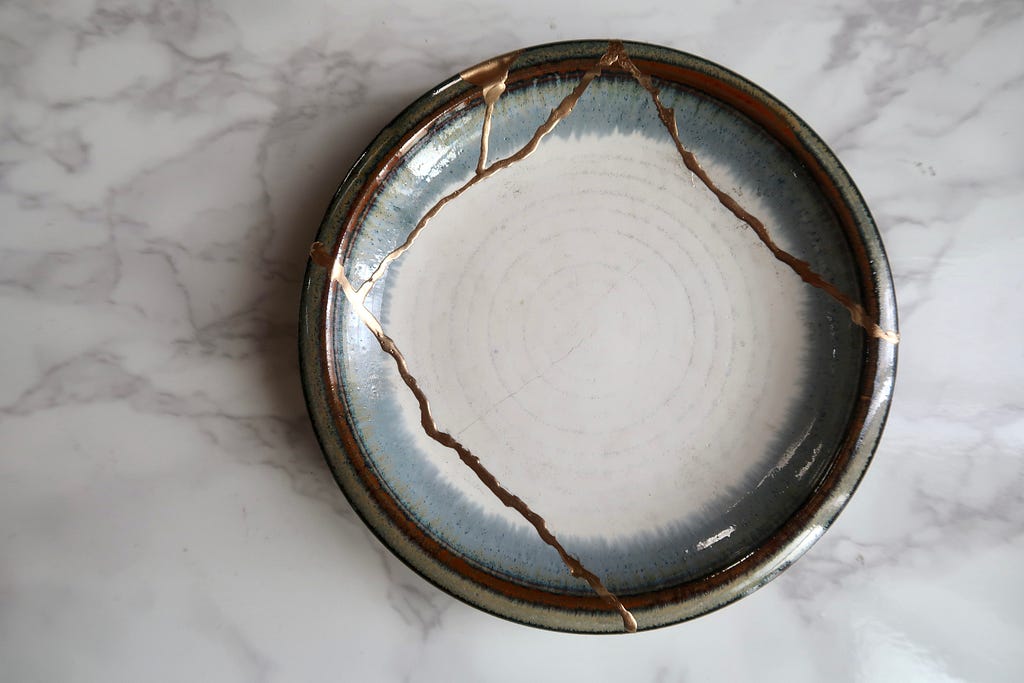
<box><xmin>314</xmin><ymin>40</ymin><xmax>896</xmax><ymax>634</ymax></box>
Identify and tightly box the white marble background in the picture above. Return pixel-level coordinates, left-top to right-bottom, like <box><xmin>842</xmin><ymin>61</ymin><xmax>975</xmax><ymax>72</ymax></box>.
<box><xmin>1</xmin><ymin>0</ymin><xmax>1022</xmax><ymax>680</ymax></box>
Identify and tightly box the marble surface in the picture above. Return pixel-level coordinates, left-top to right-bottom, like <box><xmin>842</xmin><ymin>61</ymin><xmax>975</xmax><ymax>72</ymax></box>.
<box><xmin>1</xmin><ymin>0</ymin><xmax>1022</xmax><ymax>679</ymax></box>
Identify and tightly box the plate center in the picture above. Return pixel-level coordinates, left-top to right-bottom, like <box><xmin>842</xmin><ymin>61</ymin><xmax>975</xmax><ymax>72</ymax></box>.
<box><xmin>381</xmin><ymin>127</ymin><xmax>812</xmax><ymax>541</ymax></box>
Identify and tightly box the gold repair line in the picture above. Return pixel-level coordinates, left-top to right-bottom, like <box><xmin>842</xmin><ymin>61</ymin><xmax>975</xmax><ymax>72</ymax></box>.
<box><xmin>314</xmin><ymin>44</ymin><xmax>640</xmax><ymax>635</ymax></box>
<box><xmin>461</xmin><ymin>50</ymin><xmax>522</xmax><ymax>174</ymax></box>
<box><xmin>312</xmin><ymin>240</ymin><xmax>638</xmax><ymax>633</ymax></box>
<box><xmin>608</xmin><ymin>42</ymin><xmax>899</xmax><ymax>344</ymax></box>
<box><xmin>477</xmin><ymin>99</ymin><xmax>496</xmax><ymax>174</ymax></box>
<box><xmin>353</xmin><ymin>46</ymin><xmax>623</xmax><ymax>305</ymax></box>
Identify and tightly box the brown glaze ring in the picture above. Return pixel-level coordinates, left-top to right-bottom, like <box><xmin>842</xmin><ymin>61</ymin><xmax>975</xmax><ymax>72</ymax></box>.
<box><xmin>300</xmin><ymin>40</ymin><xmax>897</xmax><ymax>632</ymax></box>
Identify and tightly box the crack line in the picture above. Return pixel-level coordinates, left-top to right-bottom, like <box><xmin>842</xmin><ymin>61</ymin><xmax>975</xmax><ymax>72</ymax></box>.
<box><xmin>608</xmin><ymin>42</ymin><xmax>899</xmax><ymax>344</ymax></box>
<box><xmin>315</xmin><ymin>239</ymin><xmax>637</xmax><ymax>632</ymax></box>
<box><xmin>460</xmin><ymin>50</ymin><xmax>522</xmax><ymax>174</ymax></box>
<box><xmin>316</xmin><ymin>43</ymin><xmax>638</xmax><ymax>633</ymax></box>
<box><xmin>351</xmin><ymin>46</ymin><xmax>622</xmax><ymax>305</ymax></box>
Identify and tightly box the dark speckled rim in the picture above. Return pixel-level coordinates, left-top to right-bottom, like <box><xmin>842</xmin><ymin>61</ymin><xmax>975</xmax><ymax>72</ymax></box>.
<box><xmin>299</xmin><ymin>39</ymin><xmax>898</xmax><ymax>633</ymax></box>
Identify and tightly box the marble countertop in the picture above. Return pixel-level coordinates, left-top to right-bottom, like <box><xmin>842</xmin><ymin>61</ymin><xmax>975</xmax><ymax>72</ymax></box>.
<box><xmin>2</xmin><ymin>0</ymin><xmax>1022</xmax><ymax>680</ymax></box>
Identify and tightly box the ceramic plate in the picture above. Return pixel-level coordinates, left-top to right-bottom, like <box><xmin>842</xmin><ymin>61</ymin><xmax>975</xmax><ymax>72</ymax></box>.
<box><xmin>300</xmin><ymin>40</ymin><xmax>898</xmax><ymax>633</ymax></box>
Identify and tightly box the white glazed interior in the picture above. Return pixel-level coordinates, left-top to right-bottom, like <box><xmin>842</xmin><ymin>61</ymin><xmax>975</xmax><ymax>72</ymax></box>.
<box><xmin>385</xmin><ymin>130</ymin><xmax>811</xmax><ymax>540</ymax></box>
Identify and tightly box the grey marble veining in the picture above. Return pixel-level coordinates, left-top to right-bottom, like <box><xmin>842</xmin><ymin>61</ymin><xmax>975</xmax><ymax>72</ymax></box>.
<box><xmin>1</xmin><ymin>0</ymin><xmax>1022</xmax><ymax>680</ymax></box>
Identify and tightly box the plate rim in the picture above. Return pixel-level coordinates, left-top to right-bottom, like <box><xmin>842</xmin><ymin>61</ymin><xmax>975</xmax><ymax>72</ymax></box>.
<box><xmin>298</xmin><ymin>39</ymin><xmax>898</xmax><ymax>633</ymax></box>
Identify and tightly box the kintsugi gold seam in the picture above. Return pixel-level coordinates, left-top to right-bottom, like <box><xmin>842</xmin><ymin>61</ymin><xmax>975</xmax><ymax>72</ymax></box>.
<box><xmin>311</xmin><ymin>239</ymin><xmax>639</xmax><ymax>632</ymax></box>
<box><xmin>314</xmin><ymin>40</ymin><xmax>895</xmax><ymax>634</ymax></box>
<box><xmin>315</xmin><ymin>43</ymin><xmax>638</xmax><ymax>633</ymax></box>
<box><xmin>461</xmin><ymin>50</ymin><xmax>522</xmax><ymax>174</ymax></box>
<box><xmin>607</xmin><ymin>42</ymin><xmax>899</xmax><ymax>344</ymax></box>
<box><xmin>351</xmin><ymin>47</ymin><xmax>620</xmax><ymax>307</ymax></box>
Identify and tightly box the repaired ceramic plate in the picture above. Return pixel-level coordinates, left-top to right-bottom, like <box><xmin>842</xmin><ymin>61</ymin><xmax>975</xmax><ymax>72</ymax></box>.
<box><xmin>300</xmin><ymin>40</ymin><xmax>898</xmax><ymax>633</ymax></box>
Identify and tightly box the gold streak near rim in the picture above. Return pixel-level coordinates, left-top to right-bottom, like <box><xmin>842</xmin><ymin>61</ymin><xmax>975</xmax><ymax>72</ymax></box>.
<box><xmin>609</xmin><ymin>43</ymin><xmax>899</xmax><ymax>343</ymax></box>
<box><xmin>315</xmin><ymin>39</ymin><xmax>898</xmax><ymax>636</ymax></box>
